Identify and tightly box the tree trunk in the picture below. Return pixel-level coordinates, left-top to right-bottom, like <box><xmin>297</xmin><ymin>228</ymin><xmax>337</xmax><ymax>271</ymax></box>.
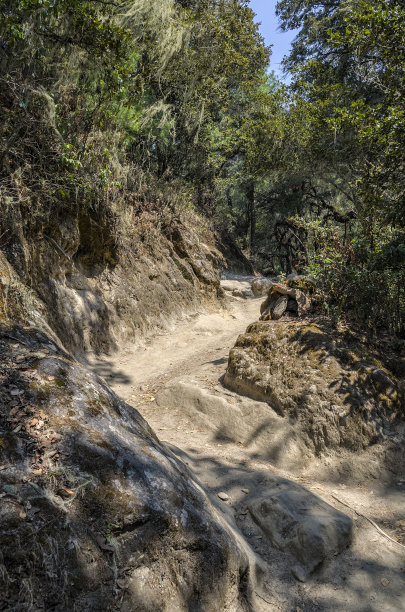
<box><xmin>247</xmin><ymin>180</ymin><xmax>256</xmax><ymax>256</ymax></box>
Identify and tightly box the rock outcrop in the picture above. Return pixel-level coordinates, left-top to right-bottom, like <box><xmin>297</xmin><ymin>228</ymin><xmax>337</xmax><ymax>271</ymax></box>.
<box><xmin>0</xmin><ymin>326</ymin><xmax>260</xmax><ymax>611</ymax></box>
<box><xmin>0</xmin><ymin>212</ymin><xmax>229</xmax><ymax>358</ymax></box>
<box><xmin>220</xmin><ymin>276</ymin><xmax>255</xmax><ymax>300</ymax></box>
<box><xmin>251</xmin><ymin>278</ymin><xmax>275</xmax><ymax>298</ymax></box>
<box><xmin>224</xmin><ymin>320</ymin><xmax>404</xmax><ymax>460</ymax></box>
<box><xmin>156</xmin><ymin>380</ymin><xmax>310</xmax><ymax>470</ymax></box>
<box><xmin>248</xmin><ymin>479</ymin><xmax>353</xmax><ymax>582</ymax></box>
<box><xmin>259</xmin><ymin>277</ymin><xmax>313</xmax><ymax>321</ymax></box>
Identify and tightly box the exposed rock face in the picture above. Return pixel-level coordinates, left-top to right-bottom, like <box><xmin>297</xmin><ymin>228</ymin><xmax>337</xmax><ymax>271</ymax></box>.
<box><xmin>270</xmin><ymin>296</ymin><xmax>288</xmax><ymax>320</ymax></box>
<box><xmin>295</xmin><ymin>289</ymin><xmax>311</xmax><ymax>317</ymax></box>
<box><xmin>248</xmin><ymin>480</ymin><xmax>353</xmax><ymax>582</ymax></box>
<box><xmin>259</xmin><ymin>279</ymin><xmax>313</xmax><ymax>321</ymax></box>
<box><xmin>156</xmin><ymin>381</ymin><xmax>310</xmax><ymax>470</ymax></box>
<box><xmin>224</xmin><ymin>320</ymin><xmax>404</xmax><ymax>457</ymax></box>
<box><xmin>0</xmin><ymin>327</ymin><xmax>260</xmax><ymax>612</ymax></box>
<box><xmin>1</xmin><ymin>214</ymin><xmax>227</xmax><ymax>358</ymax></box>
<box><xmin>251</xmin><ymin>278</ymin><xmax>275</xmax><ymax>297</ymax></box>
<box><xmin>220</xmin><ymin>276</ymin><xmax>255</xmax><ymax>301</ymax></box>
<box><xmin>213</xmin><ymin>234</ymin><xmax>254</xmax><ymax>276</ymax></box>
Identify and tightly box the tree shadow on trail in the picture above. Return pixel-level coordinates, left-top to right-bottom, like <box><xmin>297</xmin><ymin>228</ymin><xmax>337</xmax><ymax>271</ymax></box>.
<box><xmin>88</xmin><ymin>356</ymin><xmax>132</xmax><ymax>386</ymax></box>
<box><xmin>170</xmin><ymin>441</ymin><xmax>405</xmax><ymax>612</ymax></box>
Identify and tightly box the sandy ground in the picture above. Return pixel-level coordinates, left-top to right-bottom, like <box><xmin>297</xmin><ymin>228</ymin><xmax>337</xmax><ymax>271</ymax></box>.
<box><xmin>89</xmin><ymin>277</ymin><xmax>405</xmax><ymax>612</ymax></box>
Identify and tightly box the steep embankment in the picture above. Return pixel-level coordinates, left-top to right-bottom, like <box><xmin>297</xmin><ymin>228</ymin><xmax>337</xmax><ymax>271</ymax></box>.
<box><xmin>0</xmin><ymin>218</ymin><xmax>263</xmax><ymax>611</ymax></box>
<box><xmin>0</xmin><ymin>325</ymin><xmax>262</xmax><ymax>611</ymax></box>
<box><xmin>0</xmin><ymin>208</ymin><xmax>250</xmax><ymax>357</ymax></box>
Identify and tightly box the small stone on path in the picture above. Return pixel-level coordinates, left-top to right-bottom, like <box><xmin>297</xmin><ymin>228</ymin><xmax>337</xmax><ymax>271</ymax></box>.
<box><xmin>218</xmin><ymin>492</ymin><xmax>229</xmax><ymax>501</ymax></box>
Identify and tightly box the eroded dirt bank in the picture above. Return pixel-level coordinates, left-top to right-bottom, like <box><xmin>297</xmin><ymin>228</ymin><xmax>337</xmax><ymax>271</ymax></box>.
<box><xmin>97</xmin><ymin>276</ymin><xmax>405</xmax><ymax>612</ymax></box>
<box><xmin>1</xmin><ymin>264</ymin><xmax>404</xmax><ymax>611</ymax></box>
<box><xmin>0</xmin><ymin>264</ymin><xmax>263</xmax><ymax>611</ymax></box>
<box><xmin>0</xmin><ymin>208</ymin><xmax>251</xmax><ymax>359</ymax></box>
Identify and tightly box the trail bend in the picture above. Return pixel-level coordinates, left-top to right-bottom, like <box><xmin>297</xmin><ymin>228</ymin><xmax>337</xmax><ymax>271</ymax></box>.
<box><xmin>89</xmin><ymin>275</ymin><xmax>405</xmax><ymax>612</ymax></box>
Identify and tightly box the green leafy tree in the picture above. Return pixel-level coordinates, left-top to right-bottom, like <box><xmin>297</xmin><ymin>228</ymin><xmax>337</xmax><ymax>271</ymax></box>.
<box><xmin>273</xmin><ymin>0</ymin><xmax>405</xmax><ymax>334</ymax></box>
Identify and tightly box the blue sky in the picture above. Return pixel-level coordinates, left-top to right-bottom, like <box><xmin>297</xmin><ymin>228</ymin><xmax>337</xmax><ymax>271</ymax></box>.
<box><xmin>248</xmin><ymin>0</ymin><xmax>298</xmax><ymax>80</ymax></box>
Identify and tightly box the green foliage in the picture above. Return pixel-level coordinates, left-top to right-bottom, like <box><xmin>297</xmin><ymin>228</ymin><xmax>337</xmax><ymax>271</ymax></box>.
<box><xmin>1</xmin><ymin>0</ymin><xmax>404</xmax><ymax>338</ymax></box>
<box><xmin>272</xmin><ymin>0</ymin><xmax>405</xmax><ymax>335</ymax></box>
<box><xmin>0</xmin><ymin>0</ymin><xmax>271</xmax><ymax>240</ymax></box>
<box><xmin>301</xmin><ymin>221</ymin><xmax>405</xmax><ymax>335</ymax></box>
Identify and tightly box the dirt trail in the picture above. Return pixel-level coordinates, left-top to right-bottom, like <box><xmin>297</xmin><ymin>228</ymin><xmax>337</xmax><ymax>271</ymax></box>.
<box><xmin>90</xmin><ymin>276</ymin><xmax>259</xmax><ymax>395</ymax></box>
<box><xmin>90</xmin><ymin>276</ymin><xmax>405</xmax><ymax>612</ymax></box>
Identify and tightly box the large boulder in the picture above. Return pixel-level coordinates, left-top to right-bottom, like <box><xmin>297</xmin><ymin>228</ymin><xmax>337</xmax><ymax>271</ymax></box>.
<box><xmin>220</xmin><ymin>276</ymin><xmax>255</xmax><ymax>300</ymax></box>
<box><xmin>0</xmin><ymin>327</ymin><xmax>260</xmax><ymax>612</ymax></box>
<box><xmin>248</xmin><ymin>480</ymin><xmax>353</xmax><ymax>582</ymax></box>
<box><xmin>270</xmin><ymin>283</ymin><xmax>297</xmax><ymax>298</ymax></box>
<box><xmin>251</xmin><ymin>278</ymin><xmax>274</xmax><ymax>297</ymax></box>
<box><xmin>295</xmin><ymin>289</ymin><xmax>311</xmax><ymax>317</ymax></box>
<box><xmin>259</xmin><ymin>280</ymin><xmax>313</xmax><ymax>321</ymax></box>
<box><xmin>260</xmin><ymin>284</ymin><xmax>297</xmax><ymax>316</ymax></box>
<box><xmin>261</xmin><ymin>295</ymin><xmax>288</xmax><ymax>321</ymax></box>
<box><xmin>224</xmin><ymin>320</ymin><xmax>404</xmax><ymax>457</ymax></box>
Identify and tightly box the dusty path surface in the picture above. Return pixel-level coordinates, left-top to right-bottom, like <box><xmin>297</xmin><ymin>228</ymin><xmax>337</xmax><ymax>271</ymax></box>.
<box><xmin>90</xmin><ymin>275</ymin><xmax>259</xmax><ymax>396</ymax></box>
<box><xmin>90</xmin><ymin>276</ymin><xmax>405</xmax><ymax>612</ymax></box>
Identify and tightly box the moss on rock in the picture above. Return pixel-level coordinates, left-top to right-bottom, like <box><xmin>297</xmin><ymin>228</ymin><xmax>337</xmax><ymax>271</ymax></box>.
<box><xmin>225</xmin><ymin>319</ymin><xmax>404</xmax><ymax>456</ymax></box>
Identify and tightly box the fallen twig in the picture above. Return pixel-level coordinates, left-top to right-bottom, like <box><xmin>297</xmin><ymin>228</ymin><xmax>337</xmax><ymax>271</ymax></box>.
<box><xmin>255</xmin><ymin>591</ymin><xmax>277</xmax><ymax>606</ymax></box>
<box><xmin>34</xmin><ymin>517</ymin><xmax>58</xmax><ymax>535</ymax></box>
<box><xmin>62</xmin><ymin>477</ymin><xmax>93</xmax><ymax>507</ymax></box>
<box><xmin>332</xmin><ymin>494</ymin><xmax>405</xmax><ymax>551</ymax></box>
<box><xmin>44</xmin><ymin>235</ymin><xmax>71</xmax><ymax>261</ymax></box>
<box><xmin>2</xmin><ymin>333</ymin><xmax>30</xmax><ymax>346</ymax></box>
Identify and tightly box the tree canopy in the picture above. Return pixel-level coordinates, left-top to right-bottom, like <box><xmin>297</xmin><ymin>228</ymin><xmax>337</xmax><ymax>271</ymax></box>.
<box><xmin>1</xmin><ymin>0</ymin><xmax>404</xmax><ymax>335</ymax></box>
